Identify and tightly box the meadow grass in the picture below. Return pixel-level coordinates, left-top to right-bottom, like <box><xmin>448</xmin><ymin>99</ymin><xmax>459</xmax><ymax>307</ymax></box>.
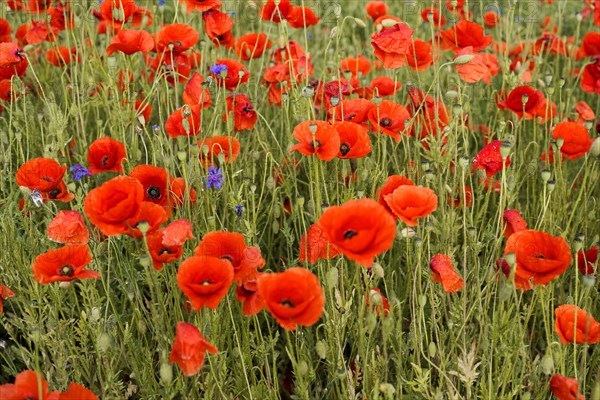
<box><xmin>0</xmin><ymin>0</ymin><xmax>599</xmax><ymax>399</ymax></box>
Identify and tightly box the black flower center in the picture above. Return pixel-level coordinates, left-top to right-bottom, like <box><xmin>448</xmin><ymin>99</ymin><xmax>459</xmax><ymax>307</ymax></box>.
<box><xmin>221</xmin><ymin>255</ymin><xmax>234</xmax><ymax>263</ymax></box>
<box><xmin>340</xmin><ymin>143</ymin><xmax>351</xmax><ymax>156</ymax></box>
<box><xmin>147</xmin><ymin>186</ymin><xmax>161</xmax><ymax>200</ymax></box>
<box><xmin>101</xmin><ymin>155</ymin><xmax>110</xmax><ymax>166</ymax></box>
<box><xmin>279</xmin><ymin>298</ymin><xmax>295</xmax><ymax>307</ymax></box>
<box><xmin>49</xmin><ymin>188</ymin><xmax>61</xmax><ymax>198</ymax></box>
<box><xmin>380</xmin><ymin>118</ymin><xmax>393</xmax><ymax>127</ymax></box>
<box><xmin>60</xmin><ymin>265</ymin><xmax>75</xmax><ymax>277</ymax></box>
<box><xmin>344</xmin><ymin>230</ymin><xmax>358</xmax><ymax>239</ymax></box>
<box><xmin>309</xmin><ymin>140</ymin><xmax>321</xmax><ymax>151</ymax></box>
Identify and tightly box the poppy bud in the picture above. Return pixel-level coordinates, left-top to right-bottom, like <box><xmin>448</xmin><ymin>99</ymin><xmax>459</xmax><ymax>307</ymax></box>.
<box><xmin>333</xmin><ymin>3</ymin><xmax>342</xmax><ymax>17</ymax></box>
<box><xmin>584</xmin><ymin>120</ymin><xmax>594</xmax><ymax>130</ymax></box>
<box><xmin>59</xmin><ymin>281</ymin><xmax>71</xmax><ymax>289</ymax></box>
<box><xmin>297</xmin><ymin>361</ymin><xmax>309</xmax><ymax>377</ymax></box>
<box><xmin>459</xmin><ymin>157</ymin><xmax>470</xmax><ymax>168</ymax></box>
<box><xmin>454</xmin><ymin>53</ymin><xmax>475</xmax><ymax>65</ymax></box>
<box><xmin>97</xmin><ymin>333</ymin><xmax>112</xmax><ymax>352</ymax></box>
<box><xmin>366</xmin><ymin>313</ymin><xmax>377</xmax><ymax>332</ymax></box>
<box><xmin>272</xmin><ymin>220</ymin><xmax>279</xmax><ymax>234</ymax></box>
<box><xmin>540</xmin><ymin>352</ymin><xmax>554</xmax><ymax>375</ymax></box>
<box><xmin>582</xmin><ymin>274</ymin><xmax>595</xmax><ymax>288</ymax></box>
<box><xmin>428</xmin><ymin>342</ymin><xmax>437</xmax><ymax>358</ymax></box>
<box><xmin>424</xmin><ymin>169</ymin><xmax>435</xmax><ymax>181</ymax></box>
<box><xmin>590</xmin><ymin>137</ymin><xmax>600</xmax><ymax>157</ymax></box>
<box><xmin>504</xmin><ymin>252</ymin><xmax>516</xmax><ymax>267</ymax></box>
<box><xmin>379</xmin><ymin>383</ymin><xmax>396</xmax><ymax>397</ymax></box>
<box><xmin>176</xmin><ymin>151</ymin><xmax>187</xmax><ymax>162</ymax></box>
<box><xmin>354</xmin><ymin>17</ymin><xmax>366</xmax><ymax>28</ymax></box>
<box><xmin>452</xmin><ymin>103</ymin><xmax>462</xmax><ymax>116</ymax></box>
<box><xmin>372</xmin><ymin>262</ymin><xmax>385</xmax><ymax>278</ymax></box>
<box><xmin>160</xmin><ymin>363</ymin><xmax>173</xmax><ymax>384</ymax></box>
<box><xmin>446</xmin><ymin>90</ymin><xmax>459</xmax><ymax>99</ymax></box>
<box><xmin>544</xmin><ymin>73</ymin><xmax>553</xmax><ymax>85</ymax></box>
<box><xmin>316</xmin><ymin>340</ymin><xmax>328</xmax><ymax>359</ymax></box>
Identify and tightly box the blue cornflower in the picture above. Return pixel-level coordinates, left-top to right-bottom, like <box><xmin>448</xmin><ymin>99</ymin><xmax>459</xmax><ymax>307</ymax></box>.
<box><xmin>152</xmin><ymin>124</ymin><xmax>160</xmax><ymax>132</ymax></box>
<box><xmin>70</xmin><ymin>164</ymin><xmax>91</xmax><ymax>181</ymax></box>
<box><xmin>158</xmin><ymin>0</ymin><xmax>165</xmax><ymax>5</ymax></box>
<box><xmin>204</xmin><ymin>167</ymin><xmax>223</xmax><ymax>190</ymax></box>
<box><xmin>210</xmin><ymin>63</ymin><xmax>228</xmax><ymax>75</ymax></box>
<box><xmin>235</xmin><ymin>204</ymin><xmax>243</xmax><ymax>218</ymax></box>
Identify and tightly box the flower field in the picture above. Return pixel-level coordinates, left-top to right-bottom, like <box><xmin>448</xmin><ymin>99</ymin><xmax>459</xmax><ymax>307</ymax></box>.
<box><xmin>0</xmin><ymin>0</ymin><xmax>600</xmax><ymax>399</ymax></box>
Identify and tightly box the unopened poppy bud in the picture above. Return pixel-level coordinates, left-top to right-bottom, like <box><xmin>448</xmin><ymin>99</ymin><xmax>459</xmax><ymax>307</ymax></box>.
<box><xmin>112</xmin><ymin>6</ymin><xmax>125</xmax><ymax>21</ymax></box>
<box><xmin>379</xmin><ymin>383</ymin><xmax>396</xmax><ymax>397</ymax></box>
<box><xmin>541</xmin><ymin>352</ymin><xmax>554</xmax><ymax>375</ymax></box>
<box><xmin>467</xmin><ymin>226</ymin><xmax>478</xmax><ymax>239</ymax></box>
<box><xmin>59</xmin><ymin>281</ymin><xmax>71</xmax><ymax>289</ymax></box>
<box><xmin>306</xmin><ymin>199</ymin><xmax>315</xmax><ymax>214</ymax></box>
<box><xmin>330</xmin><ymin>27</ymin><xmax>338</xmax><ymax>39</ymax></box>
<box><xmin>459</xmin><ymin>157</ymin><xmax>470</xmax><ymax>168</ymax></box>
<box><xmin>418</xmin><ymin>294</ymin><xmax>427</xmax><ymax>307</ymax></box>
<box><xmin>428</xmin><ymin>342</ymin><xmax>437</xmax><ymax>358</ymax></box>
<box><xmin>217</xmin><ymin>152</ymin><xmax>226</xmax><ymax>164</ymax></box>
<box><xmin>505</xmin><ymin>252</ymin><xmax>516</xmax><ymax>267</ymax></box>
<box><xmin>176</xmin><ymin>151</ymin><xmax>187</xmax><ymax>162</ymax></box>
<box><xmin>541</xmin><ymin>169</ymin><xmax>551</xmax><ymax>183</ymax></box>
<box><xmin>421</xmin><ymin>160</ymin><xmax>430</xmax><ymax>170</ymax></box>
<box><xmin>372</xmin><ymin>262</ymin><xmax>384</xmax><ymax>278</ymax></box>
<box><xmin>591</xmin><ymin>382</ymin><xmax>600</xmax><ymax>400</ymax></box>
<box><xmin>366</xmin><ymin>312</ymin><xmax>377</xmax><ymax>331</ymax></box>
<box><xmin>584</xmin><ymin>120</ymin><xmax>594</xmax><ymax>131</ymax></box>
<box><xmin>544</xmin><ymin>73</ymin><xmax>553</xmax><ymax>85</ymax></box>
<box><xmin>139</xmin><ymin>254</ymin><xmax>151</xmax><ymax>267</ymax></box>
<box><xmin>454</xmin><ymin>53</ymin><xmax>475</xmax><ymax>65</ymax></box>
<box><xmin>414</xmin><ymin>236</ymin><xmax>423</xmax><ymax>247</ymax></box>
<box><xmin>297</xmin><ymin>361</ymin><xmax>309</xmax><ymax>377</ymax></box>
<box><xmin>333</xmin><ymin>3</ymin><xmax>342</xmax><ymax>17</ymax></box>
<box><xmin>452</xmin><ymin>103</ymin><xmax>462</xmax><ymax>116</ymax></box>
<box><xmin>326</xmin><ymin>267</ymin><xmax>339</xmax><ymax>288</ymax></box>
<box><xmin>500</xmin><ymin>142</ymin><xmax>511</xmax><ymax>160</ymax></box>
<box><xmin>138</xmin><ymin>320</ymin><xmax>147</xmax><ymax>334</ymax></box>
<box><xmin>547</xmin><ymin>180</ymin><xmax>556</xmax><ymax>192</ymax></box>
<box><xmin>446</xmin><ymin>90</ymin><xmax>459</xmax><ymax>99</ymax></box>
<box><xmin>316</xmin><ymin>340</ymin><xmax>328</xmax><ymax>359</ymax></box>
<box><xmin>354</xmin><ymin>17</ymin><xmax>366</xmax><ymax>28</ymax></box>
<box><xmin>97</xmin><ymin>333</ymin><xmax>112</xmax><ymax>352</ymax></box>
<box><xmin>369</xmin><ymin>289</ymin><xmax>383</xmax><ymax>307</ymax></box>
<box><xmin>160</xmin><ymin>363</ymin><xmax>173</xmax><ymax>384</ymax></box>
<box><xmin>590</xmin><ymin>137</ymin><xmax>600</xmax><ymax>157</ymax></box>
<box><xmin>302</xmin><ymin>86</ymin><xmax>314</xmax><ymax>98</ymax></box>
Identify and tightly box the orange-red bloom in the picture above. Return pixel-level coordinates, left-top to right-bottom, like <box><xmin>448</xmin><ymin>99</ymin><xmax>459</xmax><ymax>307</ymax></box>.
<box><xmin>497</xmin><ymin>85</ymin><xmax>545</xmax><ymax>119</ymax></box>
<box><xmin>454</xmin><ymin>47</ymin><xmax>489</xmax><ymax>83</ymax></box>
<box><xmin>87</xmin><ymin>137</ymin><xmax>127</xmax><ymax>175</ymax></box>
<box><xmin>183</xmin><ymin>72</ymin><xmax>212</xmax><ymax>108</ymax></box>
<box><xmin>16</xmin><ymin>157</ymin><xmax>66</xmax><ymax>193</ymax></box>
<box><xmin>224</xmin><ymin>94</ymin><xmax>257</xmax><ymax>132</ymax></box>
<box><xmin>177</xmin><ymin>256</ymin><xmax>234</xmax><ymax>309</ymax></box>
<box><xmin>129</xmin><ymin>165</ymin><xmax>171</xmax><ymax>207</ymax></box>
<box><xmin>106</xmin><ymin>29</ymin><xmax>154</xmax><ymax>55</ymax></box>
<box><xmin>198</xmin><ymin>136</ymin><xmax>241</xmax><ymax>167</ymax></box>
<box><xmin>286</xmin><ymin>6</ymin><xmax>320</xmax><ymax>28</ymax></box>
<box><xmin>430</xmin><ymin>254</ymin><xmax>464</xmax><ymax>292</ymax></box>
<box><xmin>366</xmin><ymin>288</ymin><xmax>390</xmax><ymax>317</ymax></box>
<box><xmin>549</xmin><ymin>374</ymin><xmax>585</xmax><ymax>400</ymax></box>
<box><xmin>552</xmin><ymin>121</ymin><xmax>593</xmax><ymax>160</ymax></box>
<box><xmin>84</xmin><ymin>176</ymin><xmax>144</xmax><ymax>236</ymax></box>
<box><xmin>383</xmin><ymin>185</ymin><xmax>438</xmax><ymax>226</ymax></box>
<box><xmin>47</xmin><ymin>210</ymin><xmax>90</xmax><ymax>245</ymax></box>
<box><xmin>555</xmin><ymin>304</ymin><xmax>600</xmax><ymax>344</ymax></box>
<box><xmin>235</xmin><ymin>33</ymin><xmax>272</xmax><ymax>60</ymax></box>
<box><xmin>440</xmin><ymin>20</ymin><xmax>492</xmax><ymax>52</ymax></box>
<box><xmin>179</xmin><ymin>0</ymin><xmax>221</xmax><ymax>13</ymax></box>
<box><xmin>504</xmin><ymin>230</ymin><xmax>572</xmax><ymax>287</ymax></box>
<box><xmin>156</xmin><ymin>24</ymin><xmax>199</xmax><ymax>54</ymax></box>
<box><xmin>59</xmin><ymin>383</ymin><xmax>98</xmax><ymax>400</ymax></box>
<box><xmin>235</xmin><ymin>275</ymin><xmax>265</xmax><ymax>316</ymax></box>
<box><xmin>299</xmin><ymin>223</ymin><xmax>341</xmax><ymax>264</ymax></box>
<box><xmin>125</xmin><ymin>202</ymin><xmax>169</xmax><ymax>239</ymax></box>
<box><xmin>260</xmin><ymin>0</ymin><xmax>292</xmax><ymax>22</ymax></box>
<box><xmin>366</xmin><ymin>1</ymin><xmax>388</xmax><ymax>19</ymax></box>
<box><xmin>503</xmin><ymin>209</ymin><xmax>527</xmax><ymax>238</ymax></box>
<box><xmin>376</xmin><ymin>175</ymin><xmax>415</xmax><ymax>214</ymax></box>
<box><xmin>165</xmin><ymin>105</ymin><xmax>202</xmax><ymax>138</ymax></box>
<box><xmin>257</xmin><ymin>267</ymin><xmax>324</xmax><ymax>330</ymax></box>
<box><xmin>0</xmin><ymin>370</ymin><xmax>59</xmax><ymax>400</ymax></box>
<box><xmin>368</xmin><ymin>100</ymin><xmax>411</xmax><ymax>142</ymax></box>
<box><xmin>0</xmin><ymin>42</ymin><xmax>23</xmax><ymax>68</ymax></box>
<box><xmin>333</xmin><ymin>121</ymin><xmax>371</xmax><ymax>159</ymax></box>
<box><xmin>371</xmin><ymin>23</ymin><xmax>414</xmax><ymax>68</ymax></box>
<box><xmin>577</xmin><ymin>245</ymin><xmax>598</xmax><ymax>275</ymax></box>
<box><xmin>210</xmin><ymin>58</ymin><xmax>250</xmax><ymax>91</ymax></box>
<box><xmin>194</xmin><ymin>231</ymin><xmax>265</xmax><ymax>284</ymax></box>
<box><xmin>32</xmin><ymin>245</ymin><xmax>98</xmax><ymax>284</ymax></box>
<box><xmin>290</xmin><ymin>120</ymin><xmax>340</xmax><ymax>161</ymax></box>
<box><xmin>317</xmin><ymin>198</ymin><xmax>396</xmax><ymax>267</ymax></box>
<box><xmin>169</xmin><ymin>322</ymin><xmax>218</xmax><ymax>377</ymax></box>
<box><xmin>0</xmin><ymin>283</ymin><xmax>15</xmax><ymax>313</ymax></box>
<box><xmin>473</xmin><ymin>140</ymin><xmax>511</xmax><ymax>177</ymax></box>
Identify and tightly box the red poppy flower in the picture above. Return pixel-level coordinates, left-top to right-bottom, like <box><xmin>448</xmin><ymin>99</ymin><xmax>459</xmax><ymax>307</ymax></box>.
<box><xmin>340</xmin><ymin>55</ymin><xmax>371</xmax><ymax>77</ymax></box>
<box><xmin>0</xmin><ymin>18</ymin><xmax>12</xmax><ymax>43</ymax></box>
<box><xmin>32</xmin><ymin>245</ymin><xmax>98</xmax><ymax>284</ymax></box>
<box><xmin>440</xmin><ymin>20</ymin><xmax>492</xmax><ymax>52</ymax></box>
<box><xmin>454</xmin><ymin>47</ymin><xmax>489</xmax><ymax>83</ymax></box>
<box><xmin>370</xmin><ymin>76</ymin><xmax>401</xmax><ymax>97</ymax></box>
<box><xmin>421</xmin><ymin>8</ymin><xmax>445</xmax><ymax>27</ymax></box>
<box><xmin>16</xmin><ymin>157</ymin><xmax>66</xmax><ymax>193</ymax></box>
<box><xmin>156</xmin><ymin>24</ymin><xmax>199</xmax><ymax>54</ymax></box>
<box><xmin>552</xmin><ymin>121</ymin><xmax>593</xmax><ymax>160</ymax></box>
<box><xmin>555</xmin><ymin>304</ymin><xmax>600</xmax><ymax>344</ymax></box>
<box><xmin>371</xmin><ymin>23</ymin><xmax>414</xmax><ymax>68</ymax></box>
<box><xmin>235</xmin><ymin>275</ymin><xmax>265</xmax><ymax>316</ymax></box>
<box><xmin>503</xmin><ymin>209</ymin><xmax>527</xmax><ymax>238</ymax></box>
<box><xmin>194</xmin><ymin>231</ymin><xmax>265</xmax><ymax>284</ymax></box>
<box><xmin>179</xmin><ymin>0</ymin><xmax>221</xmax><ymax>13</ymax></box>
<box><xmin>224</xmin><ymin>94</ymin><xmax>257</xmax><ymax>132</ymax></box>
<box><xmin>504</xmin><ymin>230</ymin><xmax>572</xmax><ymax>287</ymax></box>
<box><xmin>202</xmin><ymin>10</ymin><xmax>234</xmax><ymax>46</ymax></box>
<box><xmin>575</xmin><ymin>101</ymin><xmax>595</xmax><ymax>123</ymax></box>
<box><xmin>287</xmin><ymin>6</ymin><xmax>320</xmax><ymax>28</ymax></box>
<box><xmin>549</xmin><ymin>374</ymin><xmax>585</xmax><ymax>400</ymax></box>
<box><xmin>198</xmin><ymin>136</ymin><xmax>241</xmax><ymax>167</ymax></box>
<box><xmin>329</xmin><ymin>98</ymin><xmax>372</xmax><ymax>124</ymax></box>
<box><xmin>130</xmin><ymin>165</ymin><xmax>174</xmax><ymax>207</ymax></box>
<box><xmin>106</xmin><ymin>29</ymin><xmax>154</xmax><ymax>55</ymax></box>
<box><xmin>581</xmin><ymin>56</ymin><xmax>600</xmax><ymax>95</ymax></box>
<box><xmin>59</xmin><ymin>383</ymin><xmax>98</xmax><ymax>400</ymax></box>
<box><xmin>260</xmin><ymin>0</ymin><xmax>292</xmax><ymax>22</ymax></box>
<box><xmin>430</xmin><ymin>254</ymin><xmax>464</xmax><ymax>292</ymax></box>
<box><xmin>483</xmin><ymin>11</ymin><xmax>500</xmax><ymax>28</ymax></box>
<box><xmin>472</xmin><ymin>140</ymin><xmax>510</xmax><ymax>177</ymax></box>
<box><xmin>0</xmin><ymin>283</ymin><xmax>15</xmax><ymax>313</ymax></box>
<box><xmin>0</xmin><ymin>370</ymin><xmax>59</xmax><ymax>400</ymax></box>
<box><xmin>333</xmin><ymin>121</ymin><xmax>371</xmax><ymax>159</ymax></box>
<box><xmin>366</xmin><ymin>288</ymin><xmax>390</xmax><ymax>317</ymax></box>
<box><xmin>177</xmin><ymin>255</ymin><xmax>234</xmax><ymax>310</ymax></box>
<box><xmin>165</xmin><ymin>105</ymin><xmax>202</xmax><ymax>138</ymax></box>
<box><xmin>162</xmin><ymin>219</ymin><xmax>193</xmax><ymax>247</ymax></box>
<box><xmin>368</xmin><ymin>100</ymin><xmax>411</xmax><ymax>142</ymax></box>
<box><xmin>99</xmin><ymin>0</ymin><xmax>137</xmax><ymax>26</ymax></box>
<box><xmin>45</xmin><ymin>46</ymin><xmax>78</xmax><ymax>66</ymax></box>
<box><xmin>257</xmin><ymin>267</ymin><xmax>324</xmax><ymax>330</ymax></box>
<box><xmin>299</xmin><ymin>223</ymin><xmax>341</xmax><ymax>264</ymax></box>
<box><xmin>317</xmin><ymin>198</ymin><xmax>396</xmax><ymax>267</ymax></box>
<box><xmin>47</xmin><ymin>210</ymin><xmax>90</xmax><ymax>245</ymax></box>
<box><xmin>84</xmin><ymin>176</ymin><xmax>144</xmax><ymax>236</ymax></box>
<box><xmin>290</xmin><ymin>120</ymin><xmax>340</xmax><ymax>161</ymax></box>
<box><xmin>0</xmin><ymin>42</ymin><xmax>23</xmax><ymax>68</ymax></box>
<box><xmin>497</xmin><ymin>85</ymin><xmax>545</xmax><ymax>119</ymax></box>
<box><xmin>366</xmin><ymin>1</ymin><xmax>388</xmax><ymax>19</ymax></box>
<box><xmin>577</xmin><ymin>245</ymin><xmax>598</xmax><ymax>275</ymax></box>
<box><xmin>578</xmin><ymin>31</ymin><xmax>600</xmax><ymax>58</ymax></box>
<box><xmin>376</xmin><ymin>175</ymin><xmax>415</xmax><ymax>214</ymax></box>
<box><xmin>46</xmin><ymin>181</ymin><xmax>75</xmax><ymax>203</ymax></box>
<box><xmin>146</xmin><ymin>229</ymin><xmax>185</xmax><ymax>270</ymax></box>
<box><xmin>407</xmin><ymin>39</ymin><xmax>433</xmax><ymax>71</ymax></box>
<box><xmin>125</xmin><ymin>202</ymin><xmax>169</xmax><ymax>239</ymax></box>
<box><xmin>210</xmin><ymin>58</ymin><xmax>250</xmax><ymax>91</ymax></box>
<box><xmin>183</xmin><ymin>72</ymin><xmax>212</xmax><ymax>108</ymax></box>
<box><xmin>384</xmin><ymin>185</ymin><xmax>438</xmax><ymax>226</ymax></box>
<box><xmin>235</xmin><ymin>33</ymin><xmax>272</xmax><ymax>60</ymax></box>
<box><xmin>168</xmin><ymin>177</ymin><xmax>197</xmax><ymax>207</ymax></box>
<box><xmin>134</xmin><ymin>99</ymin><xmax>152</xmax><ymax>124</ymax></box>
<box><xmin>86</xmin><ymin>137</ymin><xmax>127</xmax><ymax>175</ymax></box>
<box><xmin>169</xmin><ymin>322</ymin><xmax>218</xmax><ymax>377</ymax></box>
